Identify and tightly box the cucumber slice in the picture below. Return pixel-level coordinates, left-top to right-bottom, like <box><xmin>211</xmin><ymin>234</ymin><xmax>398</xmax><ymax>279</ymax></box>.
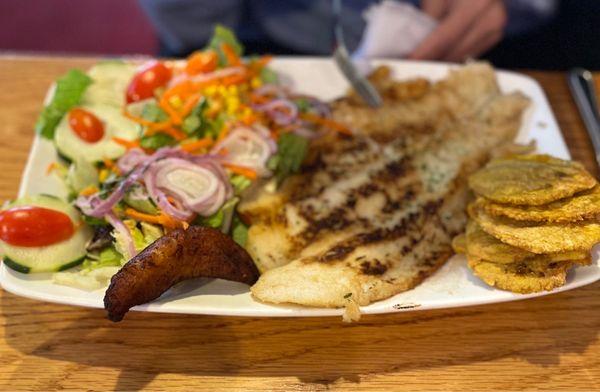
<box><xmin>81</xmin><ymin>61</ymin><xmax>137</xmax><ymax>108</ymax></box>
<box><xmin>1</xmin><ymin>195</ymin><xmax>93</xmax><ymax>273</ymax></box>
<box><xmin>54</xmin><ymin>103</ymin><xmax>139</xmax><ymax>163</ymax></box>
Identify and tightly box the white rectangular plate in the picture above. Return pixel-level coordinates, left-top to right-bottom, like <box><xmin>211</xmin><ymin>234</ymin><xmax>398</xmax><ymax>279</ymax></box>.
<box><xmin>2</xmin><ymin>58</ymin><xmax>599</xmax><ymax>318</ymax></box>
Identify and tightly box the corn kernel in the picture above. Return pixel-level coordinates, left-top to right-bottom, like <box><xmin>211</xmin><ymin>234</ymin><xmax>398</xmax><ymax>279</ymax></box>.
<box><xmin>227</xmin><ymin>85</ymin><xmax>239</xmax><ymax>95</ymax></box>
<box><xmin>227</xmin><ymin>97</ymin><xmax>240</xmax><ymax>115</ymax></box>
<box><xmin>250</xmin><ymin>77</ymin><xmax>262</xmax><ymax>89</ymax></box>
<box><xmin>98</xmin><ymin>169</ymin><xmax>109</xmax><ymax>183</ymax></box>
<box><xmin>205</xmin><ymin>85</ymin><xmax>217</xmax><ymax>96</ymax></box>
<box><xmin>169</xmin><ymin>95</ymin><xmax>183</xmax><ymax>109</ymax></box>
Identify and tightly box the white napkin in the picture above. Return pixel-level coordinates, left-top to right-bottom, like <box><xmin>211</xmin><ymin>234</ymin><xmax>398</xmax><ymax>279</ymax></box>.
<box><xmin>354</xmin><ymin>0</ymin><xmax>437</xmax><ymax>59</ymax></box>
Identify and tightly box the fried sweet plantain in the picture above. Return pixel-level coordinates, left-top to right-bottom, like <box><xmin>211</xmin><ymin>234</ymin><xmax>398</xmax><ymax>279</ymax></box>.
<box><xmin>468</xmin><ymin>154</ymin><xmax>596</xmax><ymax>205</ymax></box>
<box><xmin>469</xmin><ymin>203</ymin><xmax>600</xmax><ymax>254</ymax></box>
<box><xmin>467</xmin><ymin>256</ymin><xmax>575</xmax><ymax>294</ymax></box>
<box><xmin>465</xmin><ymin>220</ymin><xmax>588</xmax><ymax>264</ymax></box>
<box><xmin>104</xmin><ymin>226</ymin><xmax>259</xmax><ymax>321</ymax></box>
<box><xmin>476</xmin><ymin>186</ymin><xmax>600</xmax><ymax>223</ymax></box>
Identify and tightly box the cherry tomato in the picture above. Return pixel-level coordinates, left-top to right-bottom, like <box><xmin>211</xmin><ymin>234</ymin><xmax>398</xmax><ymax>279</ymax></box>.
<box><xmin>0</xmin><ymin>207</ymin><xmax>75</xmax><ymax>247</ymax></box>
<box><xmin>126</xmin><ymin>61</ymin><xmax>172</xmax><ymax>103</ymax></box>
<box><xmin>68</xmin><ymin>108</ymin><xmax>104</xmax><ymax>143</ymax></box>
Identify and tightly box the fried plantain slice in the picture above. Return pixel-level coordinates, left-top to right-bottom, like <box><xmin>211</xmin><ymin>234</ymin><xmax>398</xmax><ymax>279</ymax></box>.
<box><xmin>468</xmin><ymin>154</ymin><xmax>596</xmax><ymax>206</ymax></box>
<box><xmin>489</xmin><ymin>140</ymin><xmax>537</xmax><ymax>159</ymax></box>
<box><xmin>467</xmin><ymin>256</ymin><xmax>574</xmax><ymax>294</ymax></box>
<box><xmin>475</xmin><ymin>186</ymin><xmax>600</xmax><ymax>223</ymax></box>
<box><xmin>465</xmin><ymin>220</ymin><xmax>588</xmax><ymax>264</ymax></box>
<box><xmin>469</xmin><ymin>203</ymin><xmax>600</xmax><ymax>254</ymax></box>
<box><xmin>452</xmin><ymin>234</ymin><xmax>467</xmax><ymax>253</ymax></box>
<box><xmin>104</xmin><ymin>226</ymin><xmax>259</xmax><ymax>322</ymax></box>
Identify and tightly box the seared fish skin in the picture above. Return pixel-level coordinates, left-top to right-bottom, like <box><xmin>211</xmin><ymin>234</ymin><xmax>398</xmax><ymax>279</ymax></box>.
<box><xmin>246</xmin><ymin>63</ymin><xmax>531</xmax><ymax>308</ymax></box>
<box><xmin>104</xmin><ymin>226</ymin><xmax>259</xmax><ymax>321</ymax></box>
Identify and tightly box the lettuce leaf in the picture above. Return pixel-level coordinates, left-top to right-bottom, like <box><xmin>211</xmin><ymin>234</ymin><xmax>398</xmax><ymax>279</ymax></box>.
<box><xmin>181</xmin><ymin>97</ymin><xmax>208</xmax><ymax>135</ymax></box>
<box><xmin>271</xmin><ymin>133</ymin><xmax>309</xmax><ymax>184</ymax></box>
<box><xmin>231</xmin><ymin>175</ymin><xmax>252</xmax><ymax>195</ymax></box>
<box><xmin>141</xmin><ymin>102</ymin><xmax>169</xmax><ymax>122</ymax></box>
<box><xmin>231</xmin><ymin>216</ymin><xmax>248</xmax><ymax>247</ymax></box>
<box><xmin>207</xmin><ymin>24</ymin><xmax>244</xmax><ymax>66</ymax></box>
<box><xmin>36</xmin><ymin>69</ymin><xmax>92</xmax><ymax>139</ymax></box>
<box><xmin>140</xmin><ymin>133</ymin><xmax>176</xmax><ymax>150</ymax></box>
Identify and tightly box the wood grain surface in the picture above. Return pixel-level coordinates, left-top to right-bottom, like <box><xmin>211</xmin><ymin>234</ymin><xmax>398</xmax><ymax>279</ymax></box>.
<box><xmin>0</xmin><ymin>56</ymin><xmax>599</xmax><ymax>392</ymax></box>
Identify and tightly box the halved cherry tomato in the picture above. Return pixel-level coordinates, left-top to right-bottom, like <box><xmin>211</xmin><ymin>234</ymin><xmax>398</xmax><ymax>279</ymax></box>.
<box><xmin>126</xmin><ymin>61</ymin><xmax>172</xmax><ymax>103</ymax></box>
<box><xmin>0</xmin><ymin>207</ymin><xmax>75</xmax><ymax>247</ymax></box>
<box><xmin>68</xmin><ymin>108</ymin><xmax>104</xmax><ymax>143</ymax></box>
<box><xmin>185</xmin><ymin>50</ymin><xmax>218</xmax><ymax>75</ymax></box>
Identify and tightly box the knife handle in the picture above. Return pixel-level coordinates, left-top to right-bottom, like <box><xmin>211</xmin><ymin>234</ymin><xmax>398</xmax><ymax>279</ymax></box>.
<box><xmin>568</xmin><ymin>68</ymin><xmax>600</xmax><ymax>167</ymax></box>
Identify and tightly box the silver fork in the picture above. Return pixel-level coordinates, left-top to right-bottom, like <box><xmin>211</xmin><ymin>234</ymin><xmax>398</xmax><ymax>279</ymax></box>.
<box><xmin>332</xmin><ymin>0</ymin><xmax>382</xmax><ymax>107</ymax></box>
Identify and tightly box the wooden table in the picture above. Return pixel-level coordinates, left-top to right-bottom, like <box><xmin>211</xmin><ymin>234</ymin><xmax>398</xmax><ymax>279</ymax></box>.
<box><xmin>0</xmin><ymin>56</ymin><xmax>599</xmax><ymax>392</ymax></box>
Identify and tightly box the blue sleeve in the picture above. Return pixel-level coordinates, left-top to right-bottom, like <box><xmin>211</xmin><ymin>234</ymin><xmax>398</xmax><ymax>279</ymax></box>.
<box><xmin>503</xmin><ymin>0</ymin><xmax>559</xmax><ymax>36</ymax></box>
<box><xmin>138</xmin><ymin>0</ymin><xmax>243</xmax><ymax>55</ymax></box>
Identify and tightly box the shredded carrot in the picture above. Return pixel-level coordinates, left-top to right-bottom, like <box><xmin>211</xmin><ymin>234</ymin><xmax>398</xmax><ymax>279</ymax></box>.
<box><xmin>102</xmin><ymin>158</ymin><xmax>121</xmax><ymax>175</ymax></box>
<box><xmin>146</xmin><ymin>122</ymin><xmax>173</xmax><ymax>132</ymax></box>
<box><xmin>159</xmin><ymin>212</ymin><xmax>183</xmax><ymax>229</ymax></box>
<box><xmin>216</xmin><ymin>123</ymin><xmax>231</xmax><ymax>143</ymax></box>
<box><xmin>250</xmin><ymin>93</ymin><xmax>269</xmax><ymax>104</ymax></box>
<box><xmin>124</xmin><ymin>208</ymin><xmax>185</xmax><ymax>230</ymax></box>
<box><xmin>163</xmin><ymin>80</ymin><xmax>195</xmax><ymax>101</ymax></box>
<box><xmin>159</xmin><ymin>96</ymin><xmax>183</xmax><ymax>125</ymax></box>
<box><xmin>241</xmin><ymin>112</ymin><xmax>258</xmax><ymax>125</ymax></box>
<box><xmin>185</xmin><ymin>50</ymin><xmax>218</xmax><ymax>75</ymax></box>
<box><xmin>180</xmin><ymin>138</ymin><xmax>213</xmax><ymax>152</ymax></box>
<box><xmin>256</xmin><ymin>55</ymin><xmax>272</xmax><ymax>67</ymax></box>
<box><xmin>180</xmin><ymin>94</ymin><xmax>201</xmax><ymax>118</ymax></box>
<box><xmin>112</xmin><ymin>137</ymin><xmax>140</xmax><ymax>150</ymax></box>
<box><xmin>221</xmin><ymin>71</ymin><xmax>247</xmax><ymax>86</ymax></box>
<box><xmin>221</xmin><ymin>43</ymin><xmax>241</xmax><ymax>66</ymax></box>
<box><xmin>143</xmin><ymin>126</ymin><xmax>186</xmax><ymax>141</ymax></box>
<box><xmin>248</xmin><ymin>55</ymin><xmax>272</xmax><ymax>76</ymax></box>
<box><xmin>46</xmin><ymin>162</ymin><xmax>59</xmax><ymax>175</ymax></box>
<box><xmin>79</xmin><ymin>185</ymin><xmax>99</xmax><ymax>197</ymax></box>
<box><xmin>164</xmin><ymin>127</ymin><xmax>187</xmax><ymax>141</ymax></box>
<box><xmin>223</xmin><ymin>163</ymin><xmax>258</xmax><ymax>180</ymax></box>
<box><xmin>300</xmin><ymin>113</ymin><xmax>353</xmax><ymax>135</ymax></box>
<box><xmin>122</xmin><ymin>108</ymin><xmax>171</xmax><ymax>129</ymax></box>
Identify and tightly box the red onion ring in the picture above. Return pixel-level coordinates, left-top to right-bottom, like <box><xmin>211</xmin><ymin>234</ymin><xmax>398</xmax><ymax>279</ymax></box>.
<box><xmin>252</xmin><ymin>98</ymin><xmax>298</xmax><ymax>126</ymax></box>
<box><xmin>144</xmin><ymin>162</ymin><xmax>194</xmax><ymax>221</ymax></box>
<box><xmin>117</xmin><ymin>148</ymin><xmax>148</xmax><ymax>174</ymax></box>
<box><xmin>105</xmin><ymin>211</ymin><xmax>137</xmax><ymax>260</ymax></box>
<box><xmin>211</xmin><ymin>126</ymin><xmax>274</xmax><ymax>175</ymax></box>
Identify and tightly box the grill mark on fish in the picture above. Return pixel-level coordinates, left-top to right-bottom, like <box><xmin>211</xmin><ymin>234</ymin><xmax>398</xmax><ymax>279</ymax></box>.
<box><xmin>360</xmin><ymin>259</ymin><xmax>388</xmax><ymax>275</ymax></box>
<box><xmin>374</xmin><ymin>157</ymin><xmax>410</xmax><ymax>182</ymax></box>
<box><xmin>319</xmin><ymin>245</ymin><xmax>355</xmax><ymax>262</ymax></box>
<box><xmin>301</xmin><ymin>207</ymin><xmax>353</xmax><ymax>240</ymax></box>
<box><xmin>314</xmin><ymin>197</ymin><xmax>444</xmax><ymax>265</ymax></box>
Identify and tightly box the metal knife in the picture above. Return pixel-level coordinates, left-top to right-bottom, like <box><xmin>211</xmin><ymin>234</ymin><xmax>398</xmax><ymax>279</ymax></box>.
<box><xmin>568</xmin><ymin>68</ymin><xmax>600</xmax><ymax>167</ymax></box>
<box><xmin>332</xmin><ymin>0</ymin><xmax>382</xmax><ymax>108</ymax></box>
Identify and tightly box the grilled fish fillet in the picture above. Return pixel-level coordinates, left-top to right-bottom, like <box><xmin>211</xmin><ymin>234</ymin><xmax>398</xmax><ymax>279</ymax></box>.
<box><xmin>241</xmin><ymin>63</ymin><xmax>530</xmax><ymax>308</ymax></box>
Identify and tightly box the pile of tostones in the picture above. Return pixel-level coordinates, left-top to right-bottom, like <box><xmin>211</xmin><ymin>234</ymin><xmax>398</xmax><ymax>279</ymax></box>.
<box><xmin>454</xmin><ymin>154</ymin><xmax>600</xmax><ymax>293</ymax></box>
